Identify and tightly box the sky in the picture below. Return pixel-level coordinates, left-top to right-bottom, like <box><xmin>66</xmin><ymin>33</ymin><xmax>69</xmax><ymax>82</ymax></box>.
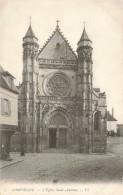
<box><xmin>0</xmin><ymin>0</ymin><xmax>123</xmax><ymax>123</ymax></box>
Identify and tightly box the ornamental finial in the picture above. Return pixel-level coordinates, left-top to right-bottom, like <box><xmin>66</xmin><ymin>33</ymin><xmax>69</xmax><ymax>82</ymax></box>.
<box><xmin>56</xmin><ymin>20</ymin><xmax>60</xmax><ymax>28</ymax></box>
<box><xmin>29</xmin><ymin>16</ymin><xmax>32</xmax><ymax>26</ymax></box>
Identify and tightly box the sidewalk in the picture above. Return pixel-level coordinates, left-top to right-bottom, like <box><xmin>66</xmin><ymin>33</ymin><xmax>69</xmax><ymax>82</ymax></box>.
<box><xmin>0</xmin><ymin>152</ymin><xmax>23</xmax><ymax>169</ymax></box>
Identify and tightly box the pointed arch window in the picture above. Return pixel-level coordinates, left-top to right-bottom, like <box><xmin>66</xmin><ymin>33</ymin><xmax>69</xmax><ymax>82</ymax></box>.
<box><xmin>94</xmin><ymin>110</ymin><xmax>101</xmax><ymax>131</ymax></box>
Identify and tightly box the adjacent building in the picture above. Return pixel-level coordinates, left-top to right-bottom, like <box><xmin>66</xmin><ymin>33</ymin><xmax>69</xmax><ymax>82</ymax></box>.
<box><xmin>117</xmin><ymin>124</ymin><xmax>123</xmax><ymax>136</ymax></box>
<box><xmin>0</xmin><ymin>65</ymin><xmax>19</xmax><ymax>159</ymax></box>
<box><xmin>107</xmin><ymin>108</ymin><xmax>117</xmax><ymax>133</ymax></box>
<box><xmin>18</xmin><ymin>22</ymin><xmax>107</xmax><ymax>153</ymax></box>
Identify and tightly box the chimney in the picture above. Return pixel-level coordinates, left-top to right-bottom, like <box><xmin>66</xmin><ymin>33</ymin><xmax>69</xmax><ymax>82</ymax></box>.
<box><xmin>112</xmin><ymin>108</ymin><xmax>114</xmax><ymax>117</ymax></box>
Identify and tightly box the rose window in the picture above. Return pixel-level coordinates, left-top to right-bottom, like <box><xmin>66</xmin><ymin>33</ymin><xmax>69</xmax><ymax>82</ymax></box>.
<box><xmin>45</xmin><ymin>73</ymin><xmax>71</xmax><ymax>96</ymax></box>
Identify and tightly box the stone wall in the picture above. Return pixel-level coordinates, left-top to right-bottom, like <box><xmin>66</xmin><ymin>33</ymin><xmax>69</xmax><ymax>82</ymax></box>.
<box><xmin>92</xmin><ymin>132</ymin><xmax>107</xmax><ymax>153</ymax></box>
<box><xmin>11</xmin><ymin>132</ymin><xmax>21</xmax><ymax>152</ymax></box>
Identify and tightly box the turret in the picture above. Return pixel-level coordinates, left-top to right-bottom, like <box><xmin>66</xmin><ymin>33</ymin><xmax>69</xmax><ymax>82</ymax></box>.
<box><xmin>22</xmin><ymin>23</ymin><xmax>39</xmax><ymax>102</ymax></box>
<box><xmin>77</xmin><ymin>27</ymin><xmax>93</xmax><ymax>153</ymax></box>
<box><xmin>77</xmin><ymin>27</ymin><xmax>93</xmax><ymax>110</ymax></box>
<box><xmin>21</xmin><ymin>22</ymin><xmax>39</xmax><ymax>152</ymax></box>
<box><xmin>77</xmin><ymin>27</ymin><xmax>92</xmax><ymax>49</ymax></box>
<box><xmin>23</xmin><ymin>25</ymin><xmax>38</xmax><ymax>47</ymax></box>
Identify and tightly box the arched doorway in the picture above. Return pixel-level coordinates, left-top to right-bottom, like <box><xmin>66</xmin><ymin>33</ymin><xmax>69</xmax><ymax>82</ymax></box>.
<box><xmin>47</xmin><ymin>109</ymin><xmax>72</xmax><ymax>149</ymax></box>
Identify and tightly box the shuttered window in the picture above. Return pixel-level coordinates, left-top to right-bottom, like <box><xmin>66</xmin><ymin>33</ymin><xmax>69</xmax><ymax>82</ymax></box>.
<box><xmin>1</xmin><ymin>98</ymin><xmax>11</xmax><ymax>116</ymax></box>
<box><xmin>4</xmin><ymin>99</ymin><xmax>9</xmax><ymax>115</ymax></box>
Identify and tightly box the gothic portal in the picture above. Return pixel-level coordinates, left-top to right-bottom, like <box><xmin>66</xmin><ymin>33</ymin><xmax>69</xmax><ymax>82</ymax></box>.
<box><xmin>18</xmin><ymin>22</ymin><xmax>107</xmax><ymax>153</ymax></box>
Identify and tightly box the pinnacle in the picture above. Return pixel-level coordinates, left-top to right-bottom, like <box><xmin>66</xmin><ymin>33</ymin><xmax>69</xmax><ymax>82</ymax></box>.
<box><xmin>79</xmin><ymin>27</ymin><xmax>91</xmax><ymax>43</ymax></box>
<box><xmin>25</xmin><ymin>25</ymin><xmax>37</xmax><ymax>39</ymax></box>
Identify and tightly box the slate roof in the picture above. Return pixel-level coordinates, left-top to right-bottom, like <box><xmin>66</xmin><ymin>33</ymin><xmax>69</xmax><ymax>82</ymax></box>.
<box><xmin>24</xmin><ymin>25</ymin><xmax>38</xmax><ymax>39</ymax></box>
<box><xmin>78</xmin><ymin>27</ymin><xmax>92</xmax><ymax>43</ymax></box>
<box><xmin>0</xmin><ymin>65</ymin><xmax>19</xmax><ymax>94</ymax></box>
<box><xmin>38</xmin><ymin>25</ymin><xmax>77</xmax><ymax>59</ymax></box>
<box><xmin>107</xmin><ymin>112</ymin><xmax>117</xmax><ymax>121</ymax></box>
<box><xmin>94</xmin><ymin>88</ymin><xmax>100</xmax><ymax>93</ymax></box>
<box><xmin>2</xmin><ymin>71</ymin><xmax>15</xmax><ymax>78</ymax></box>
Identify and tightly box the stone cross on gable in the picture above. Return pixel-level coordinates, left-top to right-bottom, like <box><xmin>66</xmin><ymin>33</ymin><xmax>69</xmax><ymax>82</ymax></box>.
<box><xmin>29</xmin><ymin>16</ymin><xmax>31</xmax><ymax>26</ymax></box>
<box><xmin>56</xmin><ymin>20</ymin><xmax>60</xmax><ymax>28</ymax></box>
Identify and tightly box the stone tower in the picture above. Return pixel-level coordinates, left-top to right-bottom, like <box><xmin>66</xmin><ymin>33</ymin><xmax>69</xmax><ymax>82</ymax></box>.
<box><xmin>77</xmin><ymin>27</ymin><xmax>93</xmax><ymax>153</ymax></box>
<box><xmin>21</xmin><ymin>24</ymin><xmax>39</xmax><ymax>152</ymax></box>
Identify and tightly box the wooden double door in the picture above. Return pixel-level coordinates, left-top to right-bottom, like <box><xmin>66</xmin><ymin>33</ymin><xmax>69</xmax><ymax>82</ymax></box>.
<box><xmin>49</xmin><ymin>128</ymin><xmax>67</xmax><ymax>149</ymax></box>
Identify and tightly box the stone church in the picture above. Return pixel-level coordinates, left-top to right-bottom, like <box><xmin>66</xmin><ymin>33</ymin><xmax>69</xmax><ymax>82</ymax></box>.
<box><xmin>18</xmin><ymin>22</ymin><xmax>107</xmax><ymax>153</ymax></box>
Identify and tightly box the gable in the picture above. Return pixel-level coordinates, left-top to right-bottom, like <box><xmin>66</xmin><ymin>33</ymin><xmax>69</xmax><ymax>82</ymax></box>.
<box><xmin>0</xmin><ymin>74</ymin><xmax>19</xmax><ymax>94</ymax></box>
<box><xmin>38</xmin><ymin>29</ymin><xmax>77</xmax><ymax>61</ymax></box>
<box><xmin>107</xmin><ymin>112</ymin><xmax>117</xmax><ymax>121</ymax></box>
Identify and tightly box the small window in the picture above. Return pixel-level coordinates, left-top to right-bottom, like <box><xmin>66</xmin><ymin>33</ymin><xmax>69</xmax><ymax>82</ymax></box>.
<box><xmin>56</xmin><ymin>42</ymin><xmax>60</xmax><ymax>49</ymax></box>
<box><xmin>4</xmin><ymin>99</ymin><xmax>9</xmax><ymax>115</ymax></box>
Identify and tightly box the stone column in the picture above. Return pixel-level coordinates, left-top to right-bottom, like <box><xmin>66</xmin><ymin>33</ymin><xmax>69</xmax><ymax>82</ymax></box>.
<box><xmin>40</xmin><ymin>106</ymin><xmax>44</xmax><ymax>152</ymax></box>
<box><xmin>56</xmin><ymin>127</ymin><xmax>59</xmax><ymax>149</ymax></box>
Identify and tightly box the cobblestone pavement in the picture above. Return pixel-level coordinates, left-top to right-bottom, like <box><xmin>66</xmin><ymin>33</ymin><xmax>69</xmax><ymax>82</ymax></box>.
<box><xmin>107</xmin><ymin>137</ymin><xmax>123</xmax><ymax>155</ymax></box>
<box><xmin>1</xmin><ymin>137</ymin><xmax>123</xmax><ymax>183</ymax></box>
<box><xmin>0</xmin><ymin>154</ymin><xmax>23</xmax><ymax>169</ymax></box>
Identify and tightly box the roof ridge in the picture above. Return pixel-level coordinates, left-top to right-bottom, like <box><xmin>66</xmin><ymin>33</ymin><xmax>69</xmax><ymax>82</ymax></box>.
<box><xmin>107</xmin><ymin>111</ymin><xmax>117</xmax><ymax>121</ymax></box>
<box><xmin>0</xmin><ymin>75</ymin><xmax>19</xmax><ymax>94</ymax></box>
<box><xmin>2</xmin><ymin>71</ymin><xmax>15</xmax><ymax>78</ymax></box>
<box><xmin>58</xmin><ymin>28</ymin><xmax>77</xmax><ymax>58</ymax></box>
<box><xmin>38</xmin><ymin>28</ymin><xmax>56</xmax><ymax>55</ymax></box>
<box><xmin>38</xmin><ymin>27</ymin><xmax>77</xmax><ymax>58</ymax></box>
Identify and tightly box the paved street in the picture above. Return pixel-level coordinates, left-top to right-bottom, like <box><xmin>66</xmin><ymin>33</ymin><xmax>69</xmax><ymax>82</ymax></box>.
<box><xmin>0</xmin><ymin>137</ymin><xmax>123</xmax><ymax>183</ymax></box>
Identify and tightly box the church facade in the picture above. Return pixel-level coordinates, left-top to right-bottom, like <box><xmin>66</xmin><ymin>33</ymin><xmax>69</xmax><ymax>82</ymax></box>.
<box><xmin>18</xmin><ymin>22</ymin><xmax>107</xmax><ymax>153</ymax></box>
